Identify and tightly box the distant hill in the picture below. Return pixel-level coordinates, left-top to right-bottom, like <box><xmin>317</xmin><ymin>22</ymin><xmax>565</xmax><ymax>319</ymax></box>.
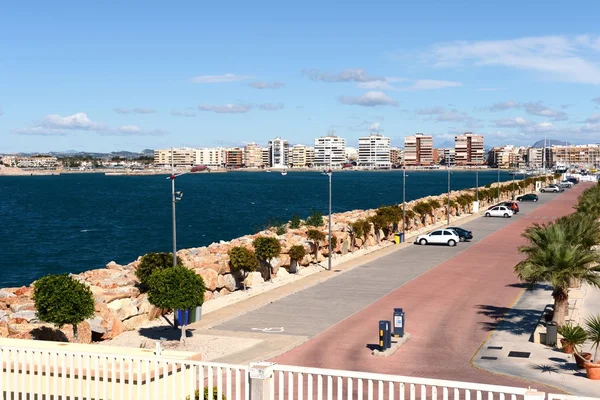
<box><xmin>532</xmin><ymin>139</ymin><xmax>569</xmax><ymax>148</ymax></box>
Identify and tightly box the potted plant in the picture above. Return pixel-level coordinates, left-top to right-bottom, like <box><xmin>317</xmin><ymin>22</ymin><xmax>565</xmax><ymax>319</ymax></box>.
<box><xmin>557</xmin><ymin>323</ymin><xmax>587</xmax><ymax>354</ymax></box>
<box><xmin>584</xmin><ymin>314</ymin><xmax>600</xmax><ymax>379</ymax></box>
<box><xmin>288</xmin><ymin>245</ymin><xmax>306</xmax><ymax>274</ymax></box>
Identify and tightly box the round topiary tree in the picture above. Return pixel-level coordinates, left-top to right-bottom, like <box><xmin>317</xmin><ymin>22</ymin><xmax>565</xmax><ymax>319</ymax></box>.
<box><xmin>33</xmin><ymin>274</ymin><xmax>95</xmax><ymax>342</ymax></box>
<box><xmin>228</xmin><ymin>246</ymin><xmax>259</xmax><ymax>289</ymax></box>
<box><xmin>136</xmin><ymin>252</ymin><xmax>182</xmax><ymax>291</ymax></box>
<box><xmin>307</xmin><ymin>229</ymin><xmax>326</xmax><ymax>262</ymax></box>
<box><xmin>147</xmin><ymin>265</ymin><xmax>206</xmax><ymax>342</ymax></box>
<box><xmin>253</xmin><ymin>236</ymin><xmax>282</xmax><ymax>281</ymax></box>
<box><xmin>288</xmin><ymin>245</ymin><xmax>307</xmax><ymax>273</ymax></box>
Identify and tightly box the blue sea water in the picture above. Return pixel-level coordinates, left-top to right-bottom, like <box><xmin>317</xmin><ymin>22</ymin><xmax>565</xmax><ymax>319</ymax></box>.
<box><xmin>0</xmin><ymin>170</ymin><xmax>514</xmax><ymax>287</ymax></box>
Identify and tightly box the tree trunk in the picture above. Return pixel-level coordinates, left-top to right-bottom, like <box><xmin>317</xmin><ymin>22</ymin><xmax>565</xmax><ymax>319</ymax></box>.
<box><xmin>552</xmin><ymin>297</ymin><xmax>569</xmax><ymax>325</ymax></box>
<box><xmin>180</xmin><ymin>323</ymin><xmax>186</xmax><ymax>343</ymax></box>
<box><xmin>72</xmin><ymin>324</ymin><xmax>78</xmax><ymax>343</ymax></box>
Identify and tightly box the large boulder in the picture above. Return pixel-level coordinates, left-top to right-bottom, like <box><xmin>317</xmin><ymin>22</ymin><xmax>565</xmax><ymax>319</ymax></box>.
<box><xmin>106</xmin><ymin>298</ymin><xmax>139</xmax><ymax>321</ymax></box>
<box><xmin>244</xmin><ymin>271</ymin><xmax>264</xmax><ymax>287</ymax></box>
<box><xmin>217</xmin><ymin>274</ymin><xmax>237</xmax><ymax>292</ymax></box>
<box><xmin>197</xmin><ymin>268</ymin><xmax>219</xmax><ymax>291</ymax></box>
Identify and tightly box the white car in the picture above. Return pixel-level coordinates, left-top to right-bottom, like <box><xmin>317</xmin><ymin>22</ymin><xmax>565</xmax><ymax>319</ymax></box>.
<box><xmin>560</xmin><ymin>180</ymin><xmax>573</xmax><ymax>188</ymax></box>
<box><xmin>485</xmin><ymin>206</ymin><xmax>514</xmax><ymax>218</ymax></box>
<box><xmin>416</xmin><ymin>229</ymin><xmax>460</xmax><ymax>247</ymax></box>
<box><xmin>540</xmin><ymin>185</ymin><xmax>563</xmax><ymax>193</ymax></box>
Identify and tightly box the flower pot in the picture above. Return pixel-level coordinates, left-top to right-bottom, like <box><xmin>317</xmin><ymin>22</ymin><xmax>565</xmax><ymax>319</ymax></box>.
<box><xmin>575</xmin><ymin>352</ymin><xmax>593</xmax><ymax>369</ymax></box>
<box><xmin>585</xmin><ymin>362</ymin><xmax>600</xmax><ymax>380</ymax></box>
<box><xmin>560</xmin><ymin>339</ymin><xmax>574</xmax><ymax>354</ymax></box>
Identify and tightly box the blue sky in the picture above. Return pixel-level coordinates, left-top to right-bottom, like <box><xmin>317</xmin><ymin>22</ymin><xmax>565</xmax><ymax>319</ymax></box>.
<box><xmin>2</xmin><ymin>0</ymin><xmax>600</xmax><ymax>153</ymax></box>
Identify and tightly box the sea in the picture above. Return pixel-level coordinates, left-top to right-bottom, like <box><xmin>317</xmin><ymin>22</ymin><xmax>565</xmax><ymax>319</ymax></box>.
<box><xmin>0</xmin><ymin>170</ymin><xmax>514</xmax><ymax>287</ymax></box>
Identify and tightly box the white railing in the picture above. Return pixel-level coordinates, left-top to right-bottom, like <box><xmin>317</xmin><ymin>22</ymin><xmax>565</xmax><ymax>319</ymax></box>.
<box><xmin>2</xmin><ymin>344</ymin><xmax>600</xmax><ymax>400</ymax></box>
<box><xmin>0</xmin><ymin>344</ymin><xmax>248</xmax><ymax>400</ymax></box>
<box><xmin>269</xmin><ymin>365</ymin><xmax>532</xmax><ymax>400</ymax></box>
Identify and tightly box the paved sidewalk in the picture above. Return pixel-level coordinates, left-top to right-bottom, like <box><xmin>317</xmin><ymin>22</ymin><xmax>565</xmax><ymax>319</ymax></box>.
<box><xmin>475</xmin><ymin>282</ymin><xmax>600</xmax><ymax>397</ymax></box>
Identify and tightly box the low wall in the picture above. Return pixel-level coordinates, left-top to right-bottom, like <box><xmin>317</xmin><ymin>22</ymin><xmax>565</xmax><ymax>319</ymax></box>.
<box><xmin>0</xmin><ymin>176</ymin><xmax>551</xmax><ymax>343</ymax></box>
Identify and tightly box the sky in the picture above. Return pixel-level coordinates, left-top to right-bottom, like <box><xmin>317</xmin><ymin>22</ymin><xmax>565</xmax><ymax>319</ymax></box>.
<box><xmin>2</xmin><ymin>0</ymin><xmax>600</xmax><ymax>153</ymax></box>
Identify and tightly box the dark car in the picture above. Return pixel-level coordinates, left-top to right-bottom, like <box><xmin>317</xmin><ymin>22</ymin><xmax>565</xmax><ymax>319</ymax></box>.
<box><xmin>516</xmin><ymin>193</ymin><xmax>539</xmax><ymax>202</ymax></box>
<box><xmin>488</xmin><ymin>201</ymin><xmax>519</xmax><ymax>213</ymax></box>
<box><xmin>567</xmin><ymin>177</ymin><xmax>579</xmax><ymax>184</ymax></box>
<box><xmin>447</xmin><ymin>226</ymin><xmax>473</xmax><ymax>242</ymax></box>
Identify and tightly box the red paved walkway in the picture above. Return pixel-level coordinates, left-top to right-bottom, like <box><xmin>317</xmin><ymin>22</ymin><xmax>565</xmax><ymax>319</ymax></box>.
<box><xmin>273</xmin><ymin>185</ymin><xmax>589</xmax><ymax>390</ymax></box>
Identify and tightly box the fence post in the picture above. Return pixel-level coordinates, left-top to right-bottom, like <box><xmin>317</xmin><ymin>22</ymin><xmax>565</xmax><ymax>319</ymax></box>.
<box><xmin>249</xmin><ymin>362</ymin><xmax>275</xmax><ymax>400</ymax></box>
<box><xmin>524</xmin><ymin>389</ymin><xmax>545</xmax><ymax>400</ymax></box>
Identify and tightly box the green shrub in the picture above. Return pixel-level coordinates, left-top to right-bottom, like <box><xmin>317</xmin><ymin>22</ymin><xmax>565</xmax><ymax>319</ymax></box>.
<box><xmin>276</xmin><ymin>224</ymin><xmax>287</xmax><ymax>235</ymax></box>
<box><xmin>228</xmin><ymin>247</ymin><xmax>259</xmax><ymax>274</ymax></box>
<box><xmin>289</xmin><ymin>214</ymin><xmax>302</xmax><ymax>229</ymax></box>
<box><xmin>147</xmin><ymin>266</ymin><xmax>205</xmax><ymax>311</ymax></box>
<box><xmin>305</xmin><ymin>210</ymin><xmax>324</xmax><ymax>227</ymax></box>
<box><xmin>253</xmin><ymin>236</ymin><xmax>282</xmax><ymax>281</ymax></box>
<box><xmin>136</xmin><ymin>252</ymin><xmax>181</xmax><ymax>291</ymax></box>
<box><xmin>289</xmin><ymin>245</ymin><xmax>307</xmax><ymax>261</ymax></box>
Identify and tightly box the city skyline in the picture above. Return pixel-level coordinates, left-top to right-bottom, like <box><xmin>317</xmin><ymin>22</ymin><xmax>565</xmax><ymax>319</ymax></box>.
<box><xmin>2</xmin><ymin>1</ymin><xmax>600</xmax><ymax>153</ymax></box>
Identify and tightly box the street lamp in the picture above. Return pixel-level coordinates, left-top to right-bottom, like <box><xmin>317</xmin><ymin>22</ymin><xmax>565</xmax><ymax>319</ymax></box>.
<box><xmin>325</xmin><ymin>147</ymin><xmax>333</xmax><ymax>272</ymax></box>
<box><xmin>167</xmin><ymin>149</ymin><xmax>203</xmax><ymax>267</ymax></box>
<box><xmin>402</xmin><ymin>164</ymin><xmax>406</xmax><ymax>238</ymax></box>
<box><xmin>475</xmin><ymin>169</ymin><xmax>479</xmax><ymax>202</ymax></box>
<box><xmin>497</xmin><ymin>167</ymin><xmax>501</xmax><ymax>202</ymax></box>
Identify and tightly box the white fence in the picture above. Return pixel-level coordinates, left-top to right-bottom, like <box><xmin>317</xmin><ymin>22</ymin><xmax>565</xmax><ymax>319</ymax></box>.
<box><xmin>1</xmin><ymin>344</ymin><xmax>598</xmax><ymax>400</ymax></box>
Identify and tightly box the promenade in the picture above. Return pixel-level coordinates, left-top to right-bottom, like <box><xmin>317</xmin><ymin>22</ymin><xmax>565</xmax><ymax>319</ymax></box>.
<box><xmin>200</xmin><ymin>184</ymin><xmax>589</xmax><ymax>392</ymax></box>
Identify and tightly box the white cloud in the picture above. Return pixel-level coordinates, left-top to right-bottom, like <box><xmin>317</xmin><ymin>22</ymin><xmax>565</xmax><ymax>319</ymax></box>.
<box><xmin>304</xmin><ymin>68</ymin><xmax>383</xmax><ymax>83</ymax></box>
<box><xmin>428</xmin><ymin>35</ymin><xmax>600</xmax><ymax>85</ymax></box>
<box><xmin>358</xmin><ymin>80</ymin><xmax>397</xmax><ymax>90</ymax></box>
<box><xmin>489</xmin><ymin>101</ymin><xmax>520</xmax><ymax>111</ymax></box>
<box><xmin>170</xmin><ymin>110</ymin><xmax>197</xmax><ymax>117</ymax></box>
<box><xmin>493</xmin><ymin>117</ymin><xmax>531</xmax><ymax>127</ymax></box>
<box><xmin>406</xmin><ymin>79</ymin><xmax>462</xmax><ymax>90</ymax></box>
<box><xmin>523</xmin><ymin>102</ymin><xmax>568</xmax><ymax>121</ymax></box>
<box><xmin>191</xmin><ymin>73</ymin><xmax>255</xmax><ymax>84</ymax></box>
<box><xmin>198</xmin><ymin>104</ymin><xmax>252</xmax><ymax>113</ymax></box>
<box><xmin>416</xmin><ymin>106</ymin><xmax>446</xmax><ymax>115</ymax></box>
<box><xmin>584</xmin><ymin>113</ymin><xmax>600</xmax><ymax>123</ymax></box>
<box><xmin>338</xmin><ymin>91</ymin><xmax>398</xmax><ymax>107</ymax></box>
<box><xmin>368</xmin><ymin>122</ymin><xmax>382</xmax><ymax>132</ymax></box>
<box><xmin>523</xmin><ymin>122</ymin><xmax>556</xmax><ymax>133</ymax></box>
<box><xmin>249</xmin><ymin>81</ymin><xmax>285</xmax><ymax>89</ymax></box>
<box><xmin>259</xmin><ymin>103</ymin><xmax>285</xmax><ymax>111</ymax></box>
<box><xmin>14</xmin><ymin>112</ymin><xmax>166</xmax><ymax>136</ymax></box>
<box><xmin>114</xmin><ymin>108</ymin><xmax>157</xmax><ymax>114</ymax></box>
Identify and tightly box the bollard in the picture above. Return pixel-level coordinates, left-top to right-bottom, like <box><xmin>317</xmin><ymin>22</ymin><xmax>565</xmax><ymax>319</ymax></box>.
<box><xmin>379</xmin><ymin>320</ymin><xmax>391</xmax><ymax>350</ymax></box>
<box><xmin>393</xmin><ymin>308</ymin><xmax>405</xmax><ymax>338</ymax></box>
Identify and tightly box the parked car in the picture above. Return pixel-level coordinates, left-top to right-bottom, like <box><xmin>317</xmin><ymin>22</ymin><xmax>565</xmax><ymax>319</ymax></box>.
<box><xmin>540</xmin><ymin>185</ymin><xmax>564</xmax><ymax>193</ymax></box>
<box><xmin>558</xmin><ymin>183</ymin><xmax>571</xmax><ymax>189</ymax></box>
<box><xmin>447</xmin><ymin>226</ymin><xmax>473</xmax><ymax>242</ymax></box>
<box><xmin>566</xmin><ymin>177</ymin><xmax>579</xmax><ymax>184</ymax></box>
<box><xmin>516</xmin><ymin>193</ymin><xmax>539</xmax><ymax>202</ymax></box>
<box><xmin>488</xmin><ymin>201</ymin><xmax>519</xmax><ymax>214</ymax></box>
<box><xmin>415</xmin><ymin>229</ymin><xmax>460</xmax><ymax>247</ymax></box>
<box><xmin>484</xmin><ymin>206</ymin><xmax>514</xmax><ymax>218</ymax></box>
<box><xmin>560</xmin><ymin>180</ymin><xmax>574</xmax><ymax>188</ymax></box>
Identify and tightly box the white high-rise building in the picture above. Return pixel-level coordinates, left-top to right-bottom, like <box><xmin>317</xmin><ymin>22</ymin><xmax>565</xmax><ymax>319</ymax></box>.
<box><xmin>314</xmin><ymin>133</ymin><xmax>346</xmax><ymax>169</ymax></box>
<box><xmin>268</xmin><ymin>137</ymin><xmax>289</xmax><ymax>168</ymax></box>
<box><xmin>194</xmin><ymin>148</ymin><xmax>225</xmax><ymax>167</ymax></box>
<box><xmin>358</xmin><ymin>134</ymin><xmax>391</xmax><ymax>169</ymax></box>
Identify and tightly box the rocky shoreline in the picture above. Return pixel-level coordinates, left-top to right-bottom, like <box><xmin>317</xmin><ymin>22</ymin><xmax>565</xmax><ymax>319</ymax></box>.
<box><xmin>0</xmin><ymin>177</ymin><xmax>549</xmax><ymax>344</ymax></box>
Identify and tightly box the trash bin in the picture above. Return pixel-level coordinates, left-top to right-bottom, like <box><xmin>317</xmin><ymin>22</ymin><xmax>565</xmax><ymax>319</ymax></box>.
<box><xmin>546</xmin><ymin>321</ymin><xmax>558</xmax><ymax>346</ymax></box>
<box><xmin>174</xmin><ymin>309</ymin><xmax>189</xmax><ymax>328</ymax></box>
<box><xmin>393</xmin><ymin>308</ymin><xmax>405</xmax><ymax>338</ymax></box>
<box><xmin>394</xmin><ymin>233</ymin><xmax>405</xmax><ymax>244</ymax></box>
<box><xmin>187</xmin><ymin>306</ymin><xmax>202</xmax><ymax>323</ymax></box>
<box><xmin>379</xmin><ymin>320</ymin><xmax>391</xmax><ymax>351</ymax></box>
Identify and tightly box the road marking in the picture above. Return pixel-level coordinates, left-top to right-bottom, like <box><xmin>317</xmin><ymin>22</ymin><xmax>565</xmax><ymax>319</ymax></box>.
<box><xmin>251</xmin><ymin>327</ymin><xmax>285</xmax><ymax>333</ymax></box>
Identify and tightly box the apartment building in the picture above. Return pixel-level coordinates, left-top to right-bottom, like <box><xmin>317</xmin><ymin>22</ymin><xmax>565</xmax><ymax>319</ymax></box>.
<box><xmin>440</xmin><ymin>148</ymin><xmax>455</xmax><ymax>165</ymax></box>
<box><xmin>527</xmin><ymin>147</ymin><xmax>544</xmax><ymax>168</ymax></box>
<box><xmin>487</xmin><ymin>145</ymin><xmax>526</xmax><ymax>168</ymax></box>
<box><xmin>290</xmin><ymin>144</ymin><xmax>312</xmax><ymax>168</ymax></box>
<box><xmin>314</xmin><ymin>133</ymin><xmax>347</xmax><ymax>169</ymax></box>
<box><xmin>390</xmin><ymin>147</ymin><xmax>403</xmax><ymax>166</ymax></box>
<box><xmin>455</xmin><ymin>132</ymin><xmax>485</xmax><ymax>166</ymax></box>
<box><xmin>261</xmin><ymin>148</ymin><xmax>270</xmax><ymax>167</ymax></box>
<box><xmin>358</xmin><ymin>134</ymin><xmax>391</xmax><ymax>169</ymax></box>
<box><xmin>404</xmin><ymin>133</ymin><xmax>433</xmax><ymax>166</ymax></box>
<box><xmin>305</xmin><ymin>146</ymin><xmax>315</xmax><ymax>167</ymax></box>
<box><xmin>244</xmin><ymin>143</ymin><xmax>263</xmax><ymax>168</ymax></box>
<box><xmin>225</xmin><ymin>148</ymin><xmax>244</xmax><ymax>168</ymax></box>
<box><xmin>268</xmin><ymin>137</ymin><xmax>289</xmax><ymax>168</ymax></box>
<box><xmin>3</xmin><ymin>156</ymin><xmax>59</xmax><ymax>170</ymax></box>
<box><xmin>549</xmin><ymin>144</ymin><xmax>600</xmax><ymax>168</ymax></box>
<box><xmin>154</xmin><ymin>148</ymin><xmax>196</xmax><ymax>167</ymax></box>
<box><xmin>194</xmin><ymin>148</ymin><xmax>225</xmax><ymax>167</ymax></box>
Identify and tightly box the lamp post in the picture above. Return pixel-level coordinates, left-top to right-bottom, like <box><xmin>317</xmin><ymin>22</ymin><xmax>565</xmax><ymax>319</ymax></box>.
<box><xmin>497</xmin><ymin>167</ymin><xmax>500</xmax><ymax>202</ymax></box>
<box><xmin>447</xmin><ymin>165</ymin><xmax>451</xmax><ymax>225</ymax></box>
<box><xmin>475</xmin><ymin>169</ymin><xmax>479</xmax><ymax>202</ymax></box>
<box><xmin>326</xmin><ymin>148</ymin><xmax>332</xmax><ymax>272</ymax></box>
<box><xmin>402</xmin><ymin>164</ymin><xmax>406</xmax><ymax>237</ymax></box>
<box><xmin>167</xmin><ymin>149</ymin><xmax>202</xmax><ymax>267</ymax></box>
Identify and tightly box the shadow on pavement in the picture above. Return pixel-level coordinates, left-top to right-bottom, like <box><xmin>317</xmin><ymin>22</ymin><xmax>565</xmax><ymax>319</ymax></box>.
<box><xmin>506</xmin><ymin>282</ymin><xmax>553</xmax><ymax>291</ymax></box>
<box><xmin>476</xmin><ymin>304</ymin><xmax>543</xmax><ymax>335</ymax></box>
<box><xmin>138</xmin><ymin>326</ymin><xmax>195</xmax><ymax>341</ymax></box>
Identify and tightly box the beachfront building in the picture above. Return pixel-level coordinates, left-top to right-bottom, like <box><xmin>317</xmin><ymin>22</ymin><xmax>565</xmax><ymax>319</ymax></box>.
<box><xmin>244</xmin><ymin>143</ymin><xmax>263</xmax><ymax>168</ymax></box>
<box><xmin>390</xmin><ymin>147</ymin><xmax>403</xmax><ymax>166</ymax></box>
<box><xmin>487</xmin><ymin>145</ymin><xmax>526</xmax><ymax>168</ymax></box>
<box><xmin>439</xmin><ymin>148</ymin><xmax>455</xmax><ymax>166</ymax></box>
<box><xmin>290</xmin><ymin>144</ymin><xmax>312</xmax><ymax>168</ymax></box>
<box><xmin>305</xmin><ymin>146</ymin><xmax>315</xmax><ymax>167</ymax></box>
<box><xmin>154</xmin><ymin>148</ymin><xmax>196</xmax><ymax>167</ymax></box>
<box><xmin>225</xmin><ymin>148</ymin><xmax>244</xmax><ymax>168</ymax></box>
<box><xmin>261</xmin><ymin>148</ymin><xmax>270</xmax><ymax>167</ymax></box>
<box><xmin>455</xmin><ymin>132</ymin><xmax>485</xmax><ymax>166</ymax></box>
<box><xmin>404</xmin><ymin>133</ymin><xmax>433</xmax><ymax>166</ymax></box>
<box><xmin>4</xmin><ymin>155</ymin><xmax>59</xmax><ymax>170</ymax></box>
<box><xmin>268</xmin><ymin>137</ymin><xmax>289</xmax><ymax>169</ymax></box>
<box><xmin>194</xmin><ymin>148</ymin><xmax>225</xmax><ymax>167</ymax></box>
<box><xmin>527</xmin><ymin>147</ymin><xmax>544</xmax><ymax>168</ymax></box>
<box><xmin>548</xmin><ymin>144</ymin><xmax>600</xmax><ymax>169</ymax></box>
<box><xmin>358</xmin><ymin>133</ymin><xmax>391</xmax><ymax>169</ymax></box>
<box><xmin>314</xmin><ymin>133</ymin><xmax>347</xmax><ymax>169</ymax></box>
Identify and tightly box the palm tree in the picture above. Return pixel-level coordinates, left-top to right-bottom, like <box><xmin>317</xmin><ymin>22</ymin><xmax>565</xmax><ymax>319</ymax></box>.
<box><xmin>555</xmin><ymin>213</ymin><xmax>600</xmax><ymax>249</ymax></box>
<box><xmin>515</xmin><ymin>223</ymin><xmax>600</xmax><ymax>324</ymax></box>
<box><xmin>576</xmin><ymin>185</ymin><xmax>600</xmax><ymax>219</ymax></box>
